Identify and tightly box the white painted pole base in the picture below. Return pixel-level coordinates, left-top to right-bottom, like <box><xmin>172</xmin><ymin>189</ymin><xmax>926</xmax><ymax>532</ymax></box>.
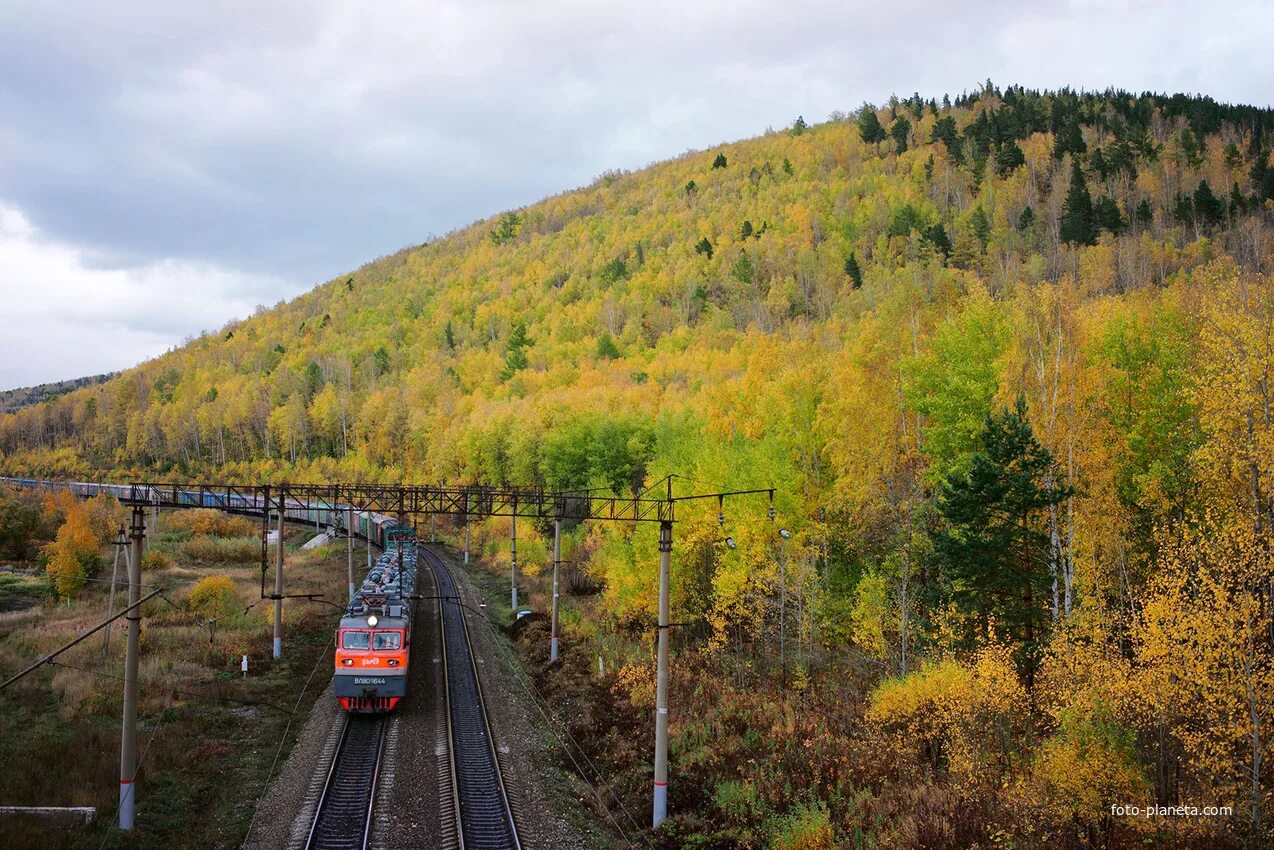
<box><xmin>511</xmin><ymin>587</ymin><xmax>518</xmax><ymax>610</ymax></box>
<box><xmin>272</xmin><ymin>637</ymin><xmax>282</xmax><ymax>659</ymax></box>
<box><xmin>118</xmin><ymin>782</ymin><xmax>134</xmax><ymax>830</ymax></box>
<box><xmin>550</xmin><ymin>636</ymin><xmax>559</xmax><ymax>662</ymax></box>
<box><xmin>652</xmin><ymin>783</ymin><xmax>667</xmax><ymax>828</ymax></box>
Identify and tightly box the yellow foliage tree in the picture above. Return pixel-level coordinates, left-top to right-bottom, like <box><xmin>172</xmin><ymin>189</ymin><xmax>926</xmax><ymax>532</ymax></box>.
<box><xmin>187</xmin><ymin>574</ymin><xmax>238</xmax><ymax>618</ymax></box>
<box><xmin>1132</xmin><ymin>515</ymin><xmax>1272</xmax><ymax>835</ymax></box>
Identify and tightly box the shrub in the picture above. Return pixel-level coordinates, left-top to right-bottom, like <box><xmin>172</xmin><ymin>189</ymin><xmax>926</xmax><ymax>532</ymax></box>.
<box><xmin>866</xmin><ymin>645</ymin><xmax>1028</xmax><ymax>779</ymax></box>
<box><xmin>143</xmin><ymin>549</ymin><xmax>175</xmax><ymax>570</ymax></box>
<box><xmin>164</xmin><ymin>509</ymin><xmax>256</xmax><ymax>538</ymax></box>
<box><xmin>768</xmin><ymin>801</ymin><xmax>833</xmax><ymax>850</ymax></box>
<box><xmin>1034</xmin><ymin>702</ymin><xmax>1146</xmax><ymax>827</ymax></box>
<box><xmin>180</xmin><ymin>535</ymin><xmax>259</xmax><ymax>564</ymax></box>
<box><xmin>187</xmin><ymin>575</ymin><xmax>237</xmax><ymax>619</ymax></box>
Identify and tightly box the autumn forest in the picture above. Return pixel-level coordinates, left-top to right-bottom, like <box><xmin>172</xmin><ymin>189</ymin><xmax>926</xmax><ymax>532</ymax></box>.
<box><xmin>4</xmin><ymin>83</ymin><xmax>1274</xmax><ymax>848</ymax></box>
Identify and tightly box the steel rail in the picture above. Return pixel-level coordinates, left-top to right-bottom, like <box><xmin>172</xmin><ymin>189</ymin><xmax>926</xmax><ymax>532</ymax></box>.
<box><xmin>425</xmin><ymin>545</ymin><xmax>521</xmax><ymax>850</ymax></box>
<box><xmin>305</xmin><ymin>715</ymin><xmax>387</xmax><ymax>850</ymax></box>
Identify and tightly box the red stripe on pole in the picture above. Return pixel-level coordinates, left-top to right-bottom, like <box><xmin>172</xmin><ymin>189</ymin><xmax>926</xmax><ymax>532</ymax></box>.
<box><xmin>653</xmin><ymin>781</ymin><xmax>667</xmax><ymax>787</ymax></box>
<box><xmin>120</xmin><ymin>779</ymin><xmax>133</xmax><ymax>784</ymax></box>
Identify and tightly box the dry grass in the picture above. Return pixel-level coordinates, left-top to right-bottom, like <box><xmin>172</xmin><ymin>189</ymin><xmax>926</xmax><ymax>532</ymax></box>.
<box><xmin>0</xmin><ymin>516</ymin><xmax>370</xmax><ymax>849</ymax></box>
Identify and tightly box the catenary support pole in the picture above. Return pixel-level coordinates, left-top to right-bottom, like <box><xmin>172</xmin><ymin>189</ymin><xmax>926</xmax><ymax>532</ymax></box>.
<box><xmin>347</xmin><ymin>506</ymin><xmax>356</xmax><ymax>603</ymax></box>
<box><xmin>366</xmin><ymin>512</ymin><xmax>373</xmax><ymax>571</ymax></box>
<box><xmin>273</xmin><ymin>490</ymin><xmax>284</xmax><ymax>660</ymax></box>
<box><xmin>119</xmin><ymin>506</ymin><xmax>145</xmax><ymax>830</ymax></box>
<box><xmin>652</xmin><ymin>519</ymin><xmax>672</xmax><ymax>829</ymax></box>
<box><xmin>510</xmin><ymin>509</ymin><xmax>518</xmax><ymax>610</ymax></box>
<box><xmin>102</xmin><ymin>526</ymin><xmax>125</xmax><ymax>656</ymax></box>
<box><xmin>550</xmin><ymin>519</ymin><xmax>561</xmax><ymax>662</ymax></box>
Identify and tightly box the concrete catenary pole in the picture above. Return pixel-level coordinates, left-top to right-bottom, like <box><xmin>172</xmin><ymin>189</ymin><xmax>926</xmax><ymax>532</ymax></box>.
<box><xmin>510</xmin><ymin>509</ymin><xmax>518</xmax><ymax>610</ymax></box>
<box><xmin>463</xmin><ymin>491</ymin><xmax>470</xmax><ymax>565</ymax></box>
<box><xmin>652</xmin><ymin>519</ymin><xmax>673</xmax><ymax>828</ymax></box>
<box><xmin>347</xmin><ymin>506</ymin><xmax>356</xmax><ymax>603</ymax></box>
<box><xmin>119</xmin><ymin>506</ymin><xmax>145</xmax><ymax>830</ymax></box>
<box><xmin>366</xmin><ymin>511</ymin><xmax>373</xmax><ymax>571</ymax></box>
<box><xmin>273</xmin><ymin>489</ymin><xmax>285</xmax><ymax>660</ymax></box>
<box><xmin>550</xmin><ymin>519</ymin><xmax>561</xmax><ymax>662</ymax></box>
<box><xmin>102</xmin><ymin>526</ymin><xmax>125</xmax><ymax>656</ymax></box>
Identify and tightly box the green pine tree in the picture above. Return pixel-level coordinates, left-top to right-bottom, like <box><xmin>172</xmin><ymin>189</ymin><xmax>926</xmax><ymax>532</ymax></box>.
<box><xmin>844</xmin><ymin>252</ymin><xmax>864</xmax><ymax>289</ymax></box>
<box><xmin>1017</xmin><ymin>206</ymin><xmax>1035</xmax><ymax>232</ymax></box>
<box><xmin>1060</xmin><ymin>162</ymin><xmax>1096</xmax><ymax>245</ymax></box>
<box><xmin>596</xmin><ymin>332</ymin><xmax>620</xmax><ymax>360</ymax></box>
<box><xmin>934</xmin><ymin>396</ymin><xmax>1072</xmax><ymax>685</ymax></box>
<box><xmin>1095</xmin><ymin>196</ymin><xmax>1125</xmax><ymax>234</ymax></box>
<box><xmin>501</xmin><ymin>322</ymin><xmax>533</xmax><ymax>381</ymax></box>
<box><xmin>857</xmin><ymin>105</ymin><xmax>887</xmax><ymax>152</ymax></box>
<box><xmin>970</xmin><ymin>205</ymin><xmax>991</xmax><ymax>251</ymax></box>
<box><xmin>890</xmin><ymin>115</ymin><xmax>911</xmax><ymax>154</ymax></box>
<box><xmin>923</xmin><ymin>223</ymin><xmax>952</xmax><ymax>261</ymax></box>
<box><xmin>995</xmin><ymin>140</ymin><xmax>1025</xmax><ymax>176</ymax></box>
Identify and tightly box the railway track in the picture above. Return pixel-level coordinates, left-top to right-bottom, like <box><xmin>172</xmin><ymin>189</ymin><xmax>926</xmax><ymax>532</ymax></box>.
<box><xmin>423</xmin><ymin>545</ymin><xmax>522</xmax><ymax>850</ymax></box>
<box><xmin>305</xmin><ymin>715</ymin><xmax>387</xmax><ymax>850</ymax></box>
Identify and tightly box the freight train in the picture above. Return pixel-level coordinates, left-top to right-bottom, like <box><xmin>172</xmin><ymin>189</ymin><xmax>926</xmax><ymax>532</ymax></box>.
<box><xmin>334</xmin><ymin>524</ymin><xmax>419</xmax><ymax>712</ymax></box>
<box><xmin>0</xmin><ymin>478</ymin><xmax>399</xmax><ymax>549</ymax></box>
<box><xmin>1</xmin><ymin>477</ymin><xmax>422</xmax><ymax>712</ymax></box>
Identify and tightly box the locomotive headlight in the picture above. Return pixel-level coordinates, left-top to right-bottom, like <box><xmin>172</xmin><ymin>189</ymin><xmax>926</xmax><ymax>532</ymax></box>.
<box><xmin>388</xmin><ymin>659</ymin><xmax>399</xmax><ymax>667</ymax></box>
<box><xmin>341</xmin><ymin>658</ymin><xmax>353</xmax><ymax>666</ymax></box>
<box><xmin>367</xmin><ymin>615</ymin><xmax>379</xmax><ymax>627</ymax></box>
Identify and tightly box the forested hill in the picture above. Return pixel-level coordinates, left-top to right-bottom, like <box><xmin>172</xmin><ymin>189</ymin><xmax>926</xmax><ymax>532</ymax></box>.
<box><xmin>7</xmin><ymin>84</ymin><xmax>1274</xmax><ymax>843</ymax></box>
<box><xmin>0</xmin><ymin>373</ymin><xmax>115</xmax><ymax>415</ymax></box>
<box><xmin>5</xmin><ymin>84</ymin><xmax>1273</xmax><ymax>486</ymax></box>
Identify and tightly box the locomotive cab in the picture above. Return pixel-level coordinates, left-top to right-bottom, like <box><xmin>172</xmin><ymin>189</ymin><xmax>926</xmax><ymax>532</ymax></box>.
<box><xmin>334</xmin><ymin>599</ymin><xmax>412</xmax><ymax>712</ymax></box>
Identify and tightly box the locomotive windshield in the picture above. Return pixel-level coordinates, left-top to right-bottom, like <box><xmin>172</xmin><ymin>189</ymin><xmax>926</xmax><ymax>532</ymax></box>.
<box><xmin>372</xmin><ymin>631</ymin><xmax>402</xmax><ymax>650</ymax></box>
<box><xmin>342</xmin><ymin>630</ymin><xmax>371</xmax><ymax>649</ymax></box>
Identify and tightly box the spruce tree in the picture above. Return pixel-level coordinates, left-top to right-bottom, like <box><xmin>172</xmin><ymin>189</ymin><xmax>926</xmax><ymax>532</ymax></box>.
<box><xmin>501</xmin><ymin>322</ymin><xmax>533</xmax><ymax>380</ymax></box>
<box><xmin>1096</xmin><ymin>196</ymin><xmax>1125</xmax><ymax>234</ymax></box>
<box><xmin>857</xmin><ymin>106</ymin><xmax>887</xmax><ymax>152</ymax></box>
<box><xmin>1135</xmin><ymin>199</ymin><xmax>1154</xmax><ymax>227</ymax></box>
<box><xmin>923</xmin><ymin>223</ymin><xmax>952</xmax><ymax>261</ymax></box>
<box><xmin>1060</xmin><ymin>161</ymin><xmax>1096</xmax><ymax>245</ymax></box>
<box><xmin>935</xmin><ymin>396</ymin><xmax>1072</xmax><ymax>685</ymax></box>
<box><xmin>890</xmin><ymin>115</ymin><xmax>911</xmax><ymax>154</ymax></box>
<box><xmin>930</xmin><ymin>115</ymin><xmax>961</xmax><ymax>162</ymax></box>
<box><xmin>995</xmin><ymin>140</ymin><xmax>1025</xmax><ymax>176</ymax></box>
<box><xmin>1053</xmin><ymin>120</ymin><xmax>1087</xmax><ymax>160</ymax></box>
<box><xmin>1192</xmin><ymin>180</ymin><xmax>1224</xmax><ymax>228</ymax></box>
<box><xmin>970</xmin><ymin>205</ymin><xmax>991</xmax><ymax>251</ymax></box>
<box><xmin>1017</xmin><ymin>206</ymin><xmax>1035</xmax><ymax>232</ymax></box>
<box><xmin>844</xmin><ymin>252</ymin><xmax>864</xmax><ymax>289</ymax></box>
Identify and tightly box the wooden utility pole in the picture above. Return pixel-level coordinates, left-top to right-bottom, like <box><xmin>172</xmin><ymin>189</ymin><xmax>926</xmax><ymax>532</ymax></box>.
<box><xmin>550</xmin><ymin>519</ymin><xmax>561</xmax><ymax>662</ymax></box>
<box><xmin>119</xmin><ymin>506</ymin><xmax>144</xmax><ymax>830</ymax></box>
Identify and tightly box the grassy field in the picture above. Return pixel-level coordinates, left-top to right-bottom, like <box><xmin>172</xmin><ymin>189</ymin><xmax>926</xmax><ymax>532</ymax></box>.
<box><xmin>0</xmin><ymin>511</ymin><xmax>364</xmax><ymax>849</ymax></box>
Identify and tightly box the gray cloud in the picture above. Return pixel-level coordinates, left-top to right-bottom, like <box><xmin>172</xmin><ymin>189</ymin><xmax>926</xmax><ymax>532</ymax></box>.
<box><xmin>0</xmin><ymin>0</ymin><xmax>1271</xmax><ymax>388</ymax></box>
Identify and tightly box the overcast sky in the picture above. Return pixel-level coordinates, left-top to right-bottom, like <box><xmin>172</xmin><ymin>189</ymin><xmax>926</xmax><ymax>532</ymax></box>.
<box><xmin>1</xmin><ymin>0</ymin><xmax>1271</xmax><ymax>390</ymax></box>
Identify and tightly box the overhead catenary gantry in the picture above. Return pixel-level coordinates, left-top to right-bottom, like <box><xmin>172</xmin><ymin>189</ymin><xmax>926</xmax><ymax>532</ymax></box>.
<box><xmin>122</xmin><ymin>481</ymin><xmax>678</xmax><ymax>523</ymax></box>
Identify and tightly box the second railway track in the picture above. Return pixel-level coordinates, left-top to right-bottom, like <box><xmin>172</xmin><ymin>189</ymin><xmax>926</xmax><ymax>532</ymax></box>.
<box><xmin>423</xmin><ymin>545</ymin><xmax>522</xmax><ymax>850</ymax></box>
<box><xmin>305</xmin><ymin>715</ymin><xmax>387</xmax><ymax>850</ymax></box>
